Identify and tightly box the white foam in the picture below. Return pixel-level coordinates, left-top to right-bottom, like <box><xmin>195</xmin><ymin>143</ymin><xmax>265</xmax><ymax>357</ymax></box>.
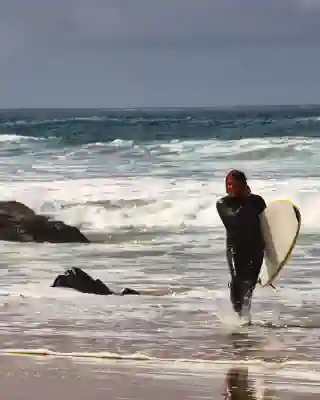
<box><xmin>0</xmin><ymin>134</ymin><xmax>37</xmax><ymax>142</ymax></box>
<box><xmin>0</xmin><ymin>171</ymin><xmax>319</xmax><ymax>236</ymax></box>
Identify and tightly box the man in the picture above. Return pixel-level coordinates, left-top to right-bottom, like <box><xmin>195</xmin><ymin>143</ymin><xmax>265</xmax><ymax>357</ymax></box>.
<box><xmin>216</xmin><ymin>170</ymin><xmax>266</xmax><ymax>322</ymax></box>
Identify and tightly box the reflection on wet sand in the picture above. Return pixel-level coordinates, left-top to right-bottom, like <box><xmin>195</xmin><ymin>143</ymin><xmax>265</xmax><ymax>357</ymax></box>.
<box><xmin>227</xmin><ymin>331</ymin><xmax>286</xmax><ymax>363</ymax></box>
<box><xmin>224</xmin><ymin>367</ymin><xmax>256</xmax><ymax>399</ymax></box>
<box><xmin>223</xmin><ymin>332</ymin><xmax>283</xmax><ymax>399</ymax></box>
<box><xmin>224</xmin><ymin>367</ymin><xmax>280</xmax><ymax>400</ymax></box>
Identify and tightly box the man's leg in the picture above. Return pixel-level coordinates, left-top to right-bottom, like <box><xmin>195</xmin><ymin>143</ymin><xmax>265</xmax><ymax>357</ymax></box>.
<box><xmin>229</xmin><ymin>278</ymin><xmax>243</xmax><ymax>316</ymax></box>
<box><xmin>241</xmin><ymin>252</ymin><xmax>264</xmax><ymax>320</ymax></box>
<box><xmin>227</xmin><ymin>248</ymin><xmax>243</xmax><ymax>316</ymax></box>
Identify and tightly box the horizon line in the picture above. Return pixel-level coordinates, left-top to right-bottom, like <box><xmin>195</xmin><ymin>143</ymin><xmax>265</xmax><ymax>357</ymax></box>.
<box><xmin>0</xmin><ymin>103</ymin><xmax>320</xmax><ymax>111</ymax></box>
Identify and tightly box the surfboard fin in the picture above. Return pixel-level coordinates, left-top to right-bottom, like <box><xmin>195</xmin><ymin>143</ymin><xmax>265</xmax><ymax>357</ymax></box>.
<box><xmin>258</xmin><ymin>278</ymin><xmax>276</xmax><ymax>290</ymax></box>
<box><xmin>269</xmin><ymin>282</ymin><xmax>276</xmax><ymax>290</ymax></box>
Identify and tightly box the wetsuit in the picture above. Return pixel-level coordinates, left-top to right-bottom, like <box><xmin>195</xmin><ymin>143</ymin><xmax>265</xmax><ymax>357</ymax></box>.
<box><xmin>216</xmin><ymin>194</ymin><xmax>266</xmax><ymax>317</ymax></box>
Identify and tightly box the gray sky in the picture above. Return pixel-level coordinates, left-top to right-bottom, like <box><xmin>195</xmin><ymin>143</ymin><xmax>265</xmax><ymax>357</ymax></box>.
<box><xmin>0</xmin><ymin>0</ymin><xmax>320</xmax><ymax>108</ymax></box>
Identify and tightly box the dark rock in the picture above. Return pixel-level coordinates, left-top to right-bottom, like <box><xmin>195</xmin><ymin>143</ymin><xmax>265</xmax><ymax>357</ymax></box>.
<box><xmin>0</xmin><ymin>200</ymin><xmax>89</xmax><ymax>243</ymax></box>
<box><xmin>119</xmin><ymin>287</ymin><xmax>141</xmax><ymax>296</ymax></box>
<box><xmin>52</xmin><ymin>267</ymin><xmax>140</xmax><ymax>296</ymax></box>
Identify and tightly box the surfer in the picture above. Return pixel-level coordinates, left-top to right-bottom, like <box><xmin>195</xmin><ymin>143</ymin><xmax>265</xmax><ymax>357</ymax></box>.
<box><xmin>216</xmin><ymin>170</ymin><xmax>266</xmax><ymax>321</ymax></box>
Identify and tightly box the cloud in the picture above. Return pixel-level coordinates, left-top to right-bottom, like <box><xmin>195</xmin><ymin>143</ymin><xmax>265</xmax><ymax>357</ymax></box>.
<box><xmin>0</xmin><ymin>0</ymin><xmax>320</xmax><ymax>108</ymax></box>
<box><xmin>0</xmin><ymin>0</ymin><xmax>320</xmax><ymax>57</ymax></box>
<box><xmin>62</xmin><ymin>0</ymin><xmax>320</xmax><ymax>47</ymax></box>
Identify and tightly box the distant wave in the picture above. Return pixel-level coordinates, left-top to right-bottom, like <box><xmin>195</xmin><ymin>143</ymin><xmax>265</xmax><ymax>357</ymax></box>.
<box><xmin>1</xmin><ymin>106</ymin><xmax>320</xmax><ymax>145</ymax></box>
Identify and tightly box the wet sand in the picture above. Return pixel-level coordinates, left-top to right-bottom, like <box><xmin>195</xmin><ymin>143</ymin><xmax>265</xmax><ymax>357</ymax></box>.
<box><xmin>1</xmin><ymin>354</ymin><xmax>320</xmax><ymax>400</ymax></box>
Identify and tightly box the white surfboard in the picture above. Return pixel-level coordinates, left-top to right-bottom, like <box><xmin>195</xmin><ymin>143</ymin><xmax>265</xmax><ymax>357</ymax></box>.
<box><xmin>259</xmin><ymin>200</ymin><xmax>301</xmax><ymax>287</ymax></box>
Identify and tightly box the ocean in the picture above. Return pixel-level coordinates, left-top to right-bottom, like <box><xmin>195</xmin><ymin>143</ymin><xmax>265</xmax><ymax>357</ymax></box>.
<box><xmin>1</xmin><ymin>106</ymin><xmax>320</xmax><ymax>398</ymax></box>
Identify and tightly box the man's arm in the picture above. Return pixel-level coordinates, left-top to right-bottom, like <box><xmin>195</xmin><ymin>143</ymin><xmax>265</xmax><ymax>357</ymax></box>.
<box><xmin>257</xmin><ymin>195</ymin><xmax>267</xmax><ymax>214</ymax></box>
<box><xmin>216</xmin><ymin>197</ymin><xmax>237</xmax><ymax>232</ymax></box>
<box><xmin>216</xmin><ymin>198</ymin><xmax>228</xmax><ymax>229</ymax></box>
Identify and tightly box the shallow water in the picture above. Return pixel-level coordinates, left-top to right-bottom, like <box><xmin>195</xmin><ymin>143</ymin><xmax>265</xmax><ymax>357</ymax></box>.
<box><xmin>1</xmin><ymin>108</ymin><xmax>320</xmax><ymax>379</ymax></box>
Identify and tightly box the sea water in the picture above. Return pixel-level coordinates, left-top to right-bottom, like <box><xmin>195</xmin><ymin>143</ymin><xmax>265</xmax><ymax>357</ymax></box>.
<box><xmin>1</xmin><ymin>106</ymin><xmax>320</xmax><ymax>374</ymax></box>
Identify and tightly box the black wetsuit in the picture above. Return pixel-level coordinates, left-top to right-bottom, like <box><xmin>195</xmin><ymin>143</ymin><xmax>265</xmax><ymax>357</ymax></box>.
<box><xmin>216</xmin><ymin>194</ymin><xmax>266</xmax><ymax>317</ymax></box>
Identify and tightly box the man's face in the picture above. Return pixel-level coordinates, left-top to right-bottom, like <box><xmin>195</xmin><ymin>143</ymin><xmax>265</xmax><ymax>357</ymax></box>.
<box><xmin>226</xmin><ymin>176</ymin><xmax>246</xmax><ymax>197</ymax></box>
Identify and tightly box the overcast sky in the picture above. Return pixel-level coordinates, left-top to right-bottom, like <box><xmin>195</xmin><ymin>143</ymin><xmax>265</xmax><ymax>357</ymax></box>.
<box><xmin>0</xmin><ymin>0</ymin><xmax>320</xmax><ymax>108</ymax></box>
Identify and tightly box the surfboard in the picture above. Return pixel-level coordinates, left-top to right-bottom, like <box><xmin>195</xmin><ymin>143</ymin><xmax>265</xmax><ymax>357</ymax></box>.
<box><xmin>259</xmin><ymin>200</ymin><xmax>301</xmax><ymax>287</ymax></box>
